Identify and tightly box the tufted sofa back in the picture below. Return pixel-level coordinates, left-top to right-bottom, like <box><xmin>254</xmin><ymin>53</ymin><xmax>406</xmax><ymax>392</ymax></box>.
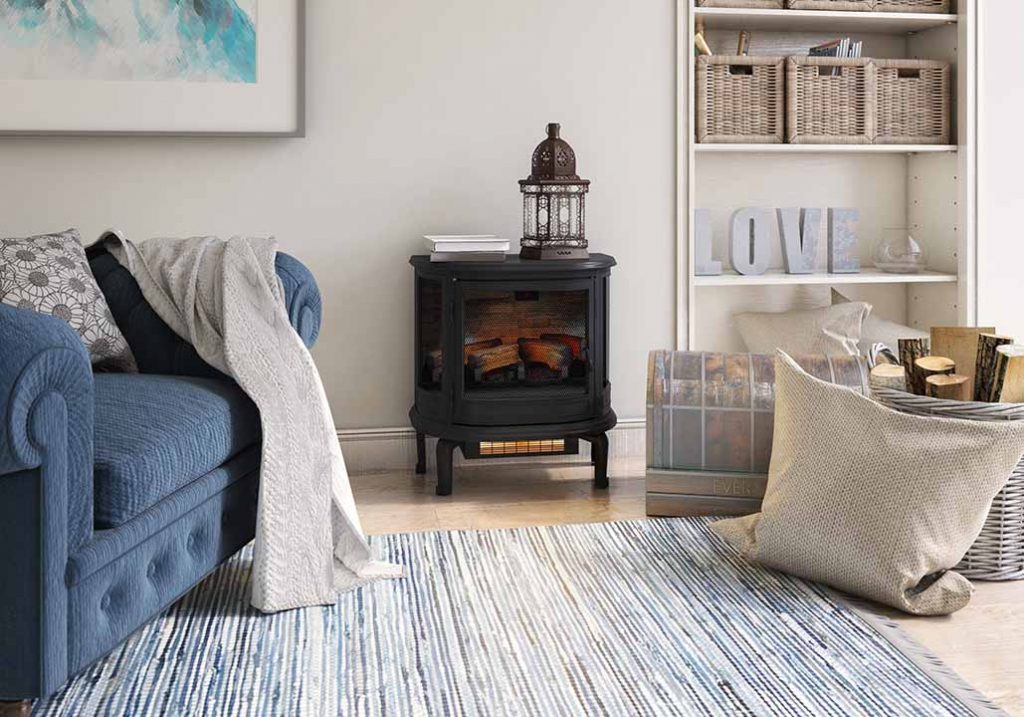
<box><xmin>87</xmin><ymin>249</ymin><xmax>322</xmax><ymax>377</ymax></box>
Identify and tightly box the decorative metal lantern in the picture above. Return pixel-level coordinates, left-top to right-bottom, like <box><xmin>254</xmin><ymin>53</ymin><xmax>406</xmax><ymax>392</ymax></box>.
<box><xmin>520</xmin><ymin>123</ymin><xmax>590</xmax><ymax>260</ymax></box>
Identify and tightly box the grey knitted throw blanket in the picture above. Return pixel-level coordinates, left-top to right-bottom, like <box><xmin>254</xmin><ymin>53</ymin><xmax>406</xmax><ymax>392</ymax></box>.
<box><xmin>101</xmin><ymin>232</ymin><xmax>401</xmax><ymax>612</ymax></box>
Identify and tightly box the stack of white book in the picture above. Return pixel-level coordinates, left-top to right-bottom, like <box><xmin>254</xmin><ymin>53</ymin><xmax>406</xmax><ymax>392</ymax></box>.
<box><xmin>425</xmin><ymin>235</ymin><xmax>511</xmax><ymax>262</ymax></box>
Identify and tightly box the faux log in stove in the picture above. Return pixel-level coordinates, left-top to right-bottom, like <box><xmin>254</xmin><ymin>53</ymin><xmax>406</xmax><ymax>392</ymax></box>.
<box><xmin>410</xmin><ymin>254</ymin><xmax>616</xmax><ymax>495</ymax></box>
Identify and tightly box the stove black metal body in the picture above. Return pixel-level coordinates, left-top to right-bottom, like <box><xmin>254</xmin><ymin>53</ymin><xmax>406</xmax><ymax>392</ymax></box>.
<box><xmin>410</xmin><ymin>254</ymin><xmax>616</xmax><ymax>495</ymax></box>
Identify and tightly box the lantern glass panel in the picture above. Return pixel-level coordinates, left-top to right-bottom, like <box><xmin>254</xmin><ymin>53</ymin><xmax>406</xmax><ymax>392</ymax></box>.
<box><xmin>524</xmin><ymin>195</ymin><xmax>537</xmax><ymax>238</ymax></box>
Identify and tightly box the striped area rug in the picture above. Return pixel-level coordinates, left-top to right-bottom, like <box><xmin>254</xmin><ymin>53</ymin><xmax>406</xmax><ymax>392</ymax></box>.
<box><xmin>38</xmin><ymin>519</ymin><xmax>1000</xmax><ymax>716</ymax></box>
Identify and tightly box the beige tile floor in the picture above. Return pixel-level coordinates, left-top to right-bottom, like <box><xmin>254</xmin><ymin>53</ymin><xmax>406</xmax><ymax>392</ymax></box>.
<box><xmin>353</xmin><ymin>457</ymin><xmax>1024</xmax><ymax>715</ymax></box>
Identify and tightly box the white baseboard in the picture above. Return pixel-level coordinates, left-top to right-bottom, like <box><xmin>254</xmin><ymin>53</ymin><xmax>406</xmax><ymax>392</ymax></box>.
<box><xmin>338</xmin><ymin>418</ymin><xmax>646</xmax><ymax>475</ymax></box>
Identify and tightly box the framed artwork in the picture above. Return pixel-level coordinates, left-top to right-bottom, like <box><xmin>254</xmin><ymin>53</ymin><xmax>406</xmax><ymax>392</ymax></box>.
<box><xmin>0</xmin><ymin>1</ymin><xmax>303</xmax><ymax>136</ymax></box>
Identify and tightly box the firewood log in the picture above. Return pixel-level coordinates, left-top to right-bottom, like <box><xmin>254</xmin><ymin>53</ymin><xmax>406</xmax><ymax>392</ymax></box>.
<box><xmin>540</xmin><ymin>333</ymin><xmax>586</xmax><ymax>359</ymax></box>
<box><xmin>930</xmin><ymin>327</ymin><xmax>995</xmax><ymax>400</ymax></box>
<box><xmin>467</xmin><ymin>343</ymin><xmax>521</xmax><ymax>374</ymax></box>
<box><xmin>870</xmin><ymin>363</ymin><xmax>907</xmax><ymax>392</ymax></box>
<box><xmin>899</xmin><ymin>338</ymin><xmax>930</xmax><ymax>395</ymax></box>
<box><xmin>974</xmin><ymin>334</ymin><xmax>1014</xmax><ymax>401</ymax></box>
<box><xmin>517</xmin><ymin>338</ymin><xmax>573</xmax><ymax>373</ymax></box>
<box><xmin>991</xmin><ymin>345</ymin><xmax>1024</xmax><ymax>403</ymax></box>
<box><xmin>463</xmin><ymin>338</ymin><xmax>502</xmax><ymax>362</ymax></box>
<box><xmin>926</xmin><ymin>374</ymin><xmax>971</xmax><ymax>401</ymax></box>
<box><xmin>914</xmin><ymin>356</ymin><xmax>956</xmax><ymax>388</ymax></box>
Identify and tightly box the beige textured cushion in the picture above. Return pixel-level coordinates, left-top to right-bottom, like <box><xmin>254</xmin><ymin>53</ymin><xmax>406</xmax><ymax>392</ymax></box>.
<box><xmin>734</xmin><ymin>302</ymin><xmax>870</xmax><ymax>356</ymax></box>
<box><xmin>712</xmin><ymin>351</ymin><xmax>1024</xmax><ymax>615</ymax></box>
<box><xmin>832</xmin><ymin>288</ymin><xmax>928</xmax><ymax>355</ymax></box>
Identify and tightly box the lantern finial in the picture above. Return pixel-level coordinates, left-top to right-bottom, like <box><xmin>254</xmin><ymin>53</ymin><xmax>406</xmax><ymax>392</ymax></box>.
<box><xmin>528</xmin><ymin>122</ymin><xmax>580</xmax><ymax>182</ymax></box>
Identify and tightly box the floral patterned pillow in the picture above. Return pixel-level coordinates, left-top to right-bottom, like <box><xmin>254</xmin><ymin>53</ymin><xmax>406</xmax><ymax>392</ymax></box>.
<box><xmin>0</xmin><ymin>229</ymin><xmax>137</xmax><ymax>372</ymax></box>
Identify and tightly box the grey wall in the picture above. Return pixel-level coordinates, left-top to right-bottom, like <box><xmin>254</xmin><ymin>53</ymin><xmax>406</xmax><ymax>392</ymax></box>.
<box><xmin>0</xmin><ymin>0</ymin><xmax>677</xmax><ymax>429</ymax></box>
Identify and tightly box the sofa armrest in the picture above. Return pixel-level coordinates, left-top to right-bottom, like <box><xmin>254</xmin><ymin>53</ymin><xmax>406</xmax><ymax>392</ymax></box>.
<box><xmin>275</xmin><ymin>252</ymin><xmax>322</xmax><ymax>349</ymax></box>
<box><xmin>0</xmin><ymin>303</ymin><xmax>94</xmax><ymax>699</ymax></box>
<box><xmin>0</xmin><ymin>303</ymin><xmax>95</xmax><ymax>544</ymax></box>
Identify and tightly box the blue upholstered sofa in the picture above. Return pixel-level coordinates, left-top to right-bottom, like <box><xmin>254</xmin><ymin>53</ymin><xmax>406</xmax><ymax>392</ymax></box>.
<box><xmin>0</xmin><ymin>248</ymin><xmax>322</xmax><ymax>706</ymax></box>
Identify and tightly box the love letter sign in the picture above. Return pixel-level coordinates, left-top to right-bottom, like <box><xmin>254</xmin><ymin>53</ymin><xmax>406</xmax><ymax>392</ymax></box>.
<box><xmin>694</xmin><ymin>207</ymin><xmax>859</xmax><ymax>276</ymax></box>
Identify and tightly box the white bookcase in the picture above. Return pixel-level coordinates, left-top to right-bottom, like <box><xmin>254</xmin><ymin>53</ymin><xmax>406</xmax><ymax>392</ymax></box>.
<box><xmin>677</xmin><ymin>1</ymin><xmax>976</xmax><ymax>351</ymax></box>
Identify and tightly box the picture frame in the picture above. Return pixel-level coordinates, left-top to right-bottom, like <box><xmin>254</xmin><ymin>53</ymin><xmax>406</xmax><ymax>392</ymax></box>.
<box><xmin>0</xmin><ymin>1</ymin><xmax>305</xmax><ymax>136</ymax></box>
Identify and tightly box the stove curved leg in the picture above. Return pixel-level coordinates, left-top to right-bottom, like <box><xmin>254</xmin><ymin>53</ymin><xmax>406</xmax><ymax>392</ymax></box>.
<box><xmin>436</xmin><ymin>439</ymin><xmax>459</xmax><ymax>496</ymax></box>
<box><xmin>585</xmin><ymin>433</ymin><xmax>610</xmax><ymax>489</ymax></box>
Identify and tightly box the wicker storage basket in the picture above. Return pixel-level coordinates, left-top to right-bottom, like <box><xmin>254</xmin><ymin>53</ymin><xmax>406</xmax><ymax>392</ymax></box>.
<box><xmin>697</xmin><ymin>0</ymin><xmax>784</xmax><ymax>8</ymax></box>
<box><xmin>697</xmin><ymin>56</ymin><xmax>786</xmax><ymax>144</ymax></box>
<box><xmin>786</xmin><ymin>56</ymin><xmax>875</xmax><ymax>144</ymax></box>
<box><xmin>875</xmin><ymin>59</ymin><xmax>951</xmax><ymax>144</ymax></box>
<box><xmin>787</xmin><ymin>0</ymin><xmax>874</xmax><ymax>10</ymax></box>
<box><xmin>876</xmin><ymin>0</ymin><xmax>950</xmax><ymax>12</ymax></box>
<box><xmin>874</xmin><ymin>387</ymin><xmax>1024</xmax><ymax>581</ymax></box>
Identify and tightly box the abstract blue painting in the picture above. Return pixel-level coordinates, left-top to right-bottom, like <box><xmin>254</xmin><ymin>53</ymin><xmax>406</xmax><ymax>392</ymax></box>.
<box><xmin>0</xmin><ymin>0</ymin><xmax>257</xmax><ymax>83</ymax></box>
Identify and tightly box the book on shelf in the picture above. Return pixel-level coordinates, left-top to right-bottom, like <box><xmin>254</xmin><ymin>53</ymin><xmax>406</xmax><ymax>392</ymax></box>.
<box><xmin>423</xmin><ymin>234</ymin><xmax>511</xmax><ymax>253</ymax></box>
<box><xmin>736</xmin><ymin>30</ymin><xmax>750</xmax><ymax>57</ymax></box>
<box><xmin>810</xmin><ymin>37</ymin><xmax>862</xmax><ymax>76</ymax></box>
<box><xmin>694</xmin><ymin>32</ymin><xmax>712</xmax><ymax>57</ymax></box>
<box><xmin>429</xmin><ymin>251</ymin><xmax>507</xmax><ymax>263</ymax></box>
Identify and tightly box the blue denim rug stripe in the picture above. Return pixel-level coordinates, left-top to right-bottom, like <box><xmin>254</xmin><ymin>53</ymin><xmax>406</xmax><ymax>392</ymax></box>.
<box><xmin>37</xmin><ymin>518</ymin><xmax>1002</xmax><ymax>716</ymax></box>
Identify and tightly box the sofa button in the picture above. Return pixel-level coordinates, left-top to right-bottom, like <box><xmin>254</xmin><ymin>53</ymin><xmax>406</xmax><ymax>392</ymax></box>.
<box><xmin>100</xmin><ymin>593</ymin><xmax>111</xmax><ymax>612</ymax></box>
<box><xmin>147</xmin><ymin>562</ymin><xmax>157</xmax><ymax>579</ymax></box>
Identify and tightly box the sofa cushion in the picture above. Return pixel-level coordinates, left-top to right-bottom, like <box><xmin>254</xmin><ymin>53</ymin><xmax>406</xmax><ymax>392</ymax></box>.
<box><xmin>93</xmin><ymin>374</ymin><xmax>261</xmax><ymax>528</ymax></box>
<box><xmin>88</xmin><ymin>251</ymin><xmax>227</xmax><ymax>380</ymax></box>
<box><xmin>2</xmin><ymin>229</ymin><xmax>137</xmax><ymax>371</ymax></box>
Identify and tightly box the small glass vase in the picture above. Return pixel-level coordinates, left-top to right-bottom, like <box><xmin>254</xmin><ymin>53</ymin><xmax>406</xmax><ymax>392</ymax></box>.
<box><xmin>873</xmin><ymin>228</ymin><xmax>926</xmax><ymax>274</ymax></box>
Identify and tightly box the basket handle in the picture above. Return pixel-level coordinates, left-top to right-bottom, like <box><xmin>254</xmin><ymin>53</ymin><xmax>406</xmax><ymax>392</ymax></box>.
<box><xmin>897</xmin><ymin>68</ymin><xmax>922</xmax><ymax>79</ymax></box>
<box><xmin>728</xmin><ymin>65</ymin><xmax>754</xmax><ymax>76</ymax></box>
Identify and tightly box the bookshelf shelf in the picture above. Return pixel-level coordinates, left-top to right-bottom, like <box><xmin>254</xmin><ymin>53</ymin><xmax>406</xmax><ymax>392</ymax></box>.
<box><xmin>693</xmin><ymin>269</ymin><xmax>958</xmax><ymax>288</ymax></box>
<box><xmin>694</xmin><ymin>7</ymin><xmax>957</xmax><ymax>34</ymax></box>
<box><xmin>695</xmin><ymin>143</ymin><xmax>957</xmax><ymax>155</ymax></box>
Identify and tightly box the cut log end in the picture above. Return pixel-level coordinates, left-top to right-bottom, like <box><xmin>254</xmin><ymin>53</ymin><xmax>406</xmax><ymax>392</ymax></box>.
<box><xmin>915</xmin><ymin>356</ymin><xmax>956</xmax><ymax>374</ymax></box>
<box><xmin>926</xmin><ymin>373</ymin><xmax>971</xmax><ymax>401</ymax></box>
<box><xmin>870</xmin><ymin>363</ymin><xmax>907</xmax><ymax>392</ymax></box>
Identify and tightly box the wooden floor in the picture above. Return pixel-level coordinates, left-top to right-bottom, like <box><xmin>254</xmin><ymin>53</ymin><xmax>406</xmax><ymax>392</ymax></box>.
<box><xmin>353</xmin><ymin>456</ymin><xmax>1024</xmax><ymax>715</ymax></box>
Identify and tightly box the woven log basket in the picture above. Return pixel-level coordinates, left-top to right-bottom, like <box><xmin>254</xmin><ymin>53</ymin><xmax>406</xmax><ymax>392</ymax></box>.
<box><xmin>874</xmin><ymin>387</ymin><xmax>1024</xmax><ymax>581</ymax></box>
